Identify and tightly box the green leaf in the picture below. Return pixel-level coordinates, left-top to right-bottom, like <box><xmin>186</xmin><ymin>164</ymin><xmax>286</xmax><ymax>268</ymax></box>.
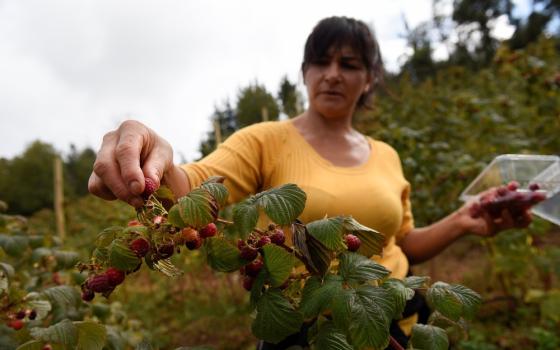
<box><xmin>135</xmin><ymin>341</ymin><xmax>153</xmax><ymax>350</ymax></box>
<box><xmin>26</xmin><ymin>300</ymin><xmax>52</xmax><ymax>321</ymax></box>
<box><xmin>262</xmin><ymin>244</ymin><xmax>296</xmax><ymax>287</ymax></box>
<box><xmin>205</xmin><ymin>237</ymin><xmax>246</xmax><ymax>272</ymax></box>
<box><xmin>108</xmin><ymin>241</ymin><xmax>141</xmax><ymax>271</ymax></box>
<box><xmin>314</xmin><ymin>320</ymin><xmax>353</xmax><ymax>350</ymax></box>
<box><xmin>330</xmin><ymin>288</ymin><xmax>354</xmax><ymax>333</ymax></box>
<box><xmin>346</xmin><ymin>285</ymin><xmax>395</xmax><ymax>349</ymax></box>
<box><xmin>0</xmin><ymin>270</ymin><xmax>8</xmax><ymax>295</ymax></box>
<box><xmin>426</xmin><ymin>282</ymin><xmax>482</xmax><ymax>321</ymax></box>
<box><xmin>177</xmin><ymin>188</ymin><xmax>218</xmax><ymax>229</ymax></box>
<box><xmin>306</xmin><ymin>217</ymin><xmax>346</xmax><ymax>251</ymax></box>
<box><xmin>167</xmin><ymin>205</ymin><xmax>186</xmax><ymax>228</ymax></box>
<box><xmin>409</xmin><ymin>324</ymin><xmax>449</xmax><ymax>350</ymax></box>
<box><xmin>341</xmin><ymin>217</ymin><xmax>384</xmax><ymax>257</ymax></box>
<box><xmin>0</xmin><ymin>234</ymin><xmax>29</xmax><ymax>256</ymax></box>
<box><xmin>251</xmin><ymin>289</ymin><xmax>304</xmax><ymax>344</ymax></box>
<box><xmin>95</xmin><ymin>227</ymin><xmax>123</xmax><ymax>248</ymax></box>
<box><xmin>41</xmin><ymin>286</ymin><xmax>81</xmax><ymax>310</ymax></box>
<box><xmin>75</xmin><ymin>321</ymin><xmax>106</xmax><ymax>350</ymax></box>
<box><xmin>201</xmin><ymin>182</ymin><xmax>229</xmax><ymax>207</ymax></box>
<box><xmin>256</xmin><ymin>184</ymin><xmax>306</xmax><ymax>225</ymax></box>
<box><xmin>92</xmin><ymin>247</ymin><xmax>109</xmax><ymax>265</ymax></box>
<box><xmin>0</xmin><ymin>262</ymin><xmax>15</xmax><ymax>278</ymax></box>
<box><xmin>338</xmin><ymin>252</ymin><xmax>390</xmax><ymax>284</ymax></box>
<box><xmin>232</xmin><ymin>200</ymin><xmax>259</xmax><ymax>239</ymax></box>
<box><xmin>292</xmin><ymin>222</ymin><xmax>332</xmax><ymax>276</ymax></box>
<box><xmin>300</xmin><ymin>275</ymin><xmax>344</xmax><ymax>319</ymax></box>
<box><xmin>250</xmin><ymin>270</ymin><xmax>268</xmax><ymax>309</ymax></box>
<box><xmin>16</xmin><ymin>341</ymin><xmax>43</xmax><ymax>350</ymax></box>
<box><xmin>30</xmin><ymin>319</ymin><xmax>78</xmax><ymax>346</ymax></box>
<box><xmin>53</xmin><ymin>250</ymin><xmax>80</xmax><ymax>269</ymax></box>
<box><xmin>404</xmin><ymin>275</ymin><xmax>431</xmax><ymax>289</ymax></box>
<box><xmin>31</xmin><ymin>247</ymin><xmax>52</xmax><ymax>262</ymax></box>
<box><xmin>28</xmin><ymin>235</ymin><xmax>45</xmax><ymax>248</ymax></box>
<box><xmin>382</xmin><ymin>278</ymin><xmax>415</xmax><ymax>317</ymax></box>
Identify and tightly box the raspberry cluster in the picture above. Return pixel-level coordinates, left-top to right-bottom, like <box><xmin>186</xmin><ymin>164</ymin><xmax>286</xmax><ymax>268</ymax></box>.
<box><xmin>6</xmin><ymin>308</ymin><xmax>37</xmax><ymax>331</ymax></box>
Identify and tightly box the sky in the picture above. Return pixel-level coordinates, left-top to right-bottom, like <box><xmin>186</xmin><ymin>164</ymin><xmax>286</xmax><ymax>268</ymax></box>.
<box><xmin>0</xmin><ymin>0</ymin><xmax>530</xmax><ymax>163</ymax></box>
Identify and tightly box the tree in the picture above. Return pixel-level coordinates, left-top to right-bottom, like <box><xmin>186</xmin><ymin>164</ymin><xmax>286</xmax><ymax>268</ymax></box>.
<box><xmin>277</xmin><ymin>76</ymin><xmax>304</xmax><ymax>118</ymax></box>
<box><xmin>236</xmin><ymin>82</ymin><xmax>280</xmax><ymax>128</ymax></box>
<box><xmin>199</xmin><ymin>101</ymin><xmax>237</xmax><ymax>158</ymax></box>
<box><xmin>64</xmin><ymin>145</ymin><xmax>97</xmax><ymax>198</ymax></box>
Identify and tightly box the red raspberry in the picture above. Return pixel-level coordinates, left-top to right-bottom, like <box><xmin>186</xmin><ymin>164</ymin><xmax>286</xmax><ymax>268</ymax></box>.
<box><xmin>182</xmin><ymin>228</ymin><xmax>202</xmax><ymax>250</ymax></box>
<box><xmin>81</xmin><ymin>288</ymin><xmax>95</xmax><ymax>302</ymax></box>
<box><xmin>86</xmin><ymin>274</ymin><xmax>112</xmax><ymax>293</ymax></box>
<box><xmin>245</xmin><ymin>259</ymin><xmax>264</xmax><ymax>277</ymax></box>
<box><xmin>270</xmin><ymin>229</ymin><xmax>286</xmax><ymax>245</ymax></box>
<box><xmin>242</xmin><ymin>275</ymin><xmax>254</xmax><ymax>291</ymax></box>
<box><xmin>199</xmin><ymin>223</ymin><xmax>218</xmax><ymax>238</ymax></box>
<box><xmin>129</xmin><ymin>237</ymin><xmax>150</xmax><ymax>257</ymax></box>
<box><xmin>507</xmin><ymin>181</ymin><xmax>519</xmax><ymax>191</ymax></box>
<box><xmin>106</xmin><ymin>267</ymin><xmax>125</xmax><ymax>286</ymax></box>
<box><xmin>256</xmin><ymin>236</ymin><xmax>271</xmax><ymax>248</ymax></box>
<box><xmin>27</xmin><ymin>309</ymin><xmax>37</xmax><ymax>320</ymax></box>
<box><xmin>528</xmin><ymin>183</ymin><xmax>540</xmax><ymax>191</ymax></box>
<box><xmin>237</xmin><ymin>239</ymin><xmax>247</xmax><ymax>250</ymax></box>
<box><xmin>239</xmin><ymin>246</ymin><xmax>258</xmax><ymax>261</ymax></box>
<box><xmin>8</xmin><ymin>320</ymin><xmax>24</xmax><ymax>330</ymax></box>
<box><xmin>345</xmin><ymin>234</ymin><xmax>361</xmax><ymax>252</ymax></box>
<box><xmin>15</xmin><ymin>310</ymin><xmax>26</xmax><ymax>320</ymax></box>
<box><xmin>142</xmin><ymin>178</ymin><xmax>158</xmax><ymax>200</ymax></box>
<box><xmin>157</xmin><ymin>243</ymin><xmax>175</xmax><ymax>259</ymax></box>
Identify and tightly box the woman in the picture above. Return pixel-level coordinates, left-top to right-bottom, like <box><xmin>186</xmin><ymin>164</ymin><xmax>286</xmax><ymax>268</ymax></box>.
<box><xmin>89</xmin><ymin>16</ymin><xmax>534</xmax><ymax>348</ymax></box>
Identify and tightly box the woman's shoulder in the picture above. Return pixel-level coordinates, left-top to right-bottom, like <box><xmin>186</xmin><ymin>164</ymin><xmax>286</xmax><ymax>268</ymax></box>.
<box><xmin>234</xmin><ymin>120</ymin><xmax>292</xmax><ymax>143</ymax></box>
<box><xmin>368</xmin><ymin>137</ymin><xmax>400</xmax><ymax>159</ymax></box>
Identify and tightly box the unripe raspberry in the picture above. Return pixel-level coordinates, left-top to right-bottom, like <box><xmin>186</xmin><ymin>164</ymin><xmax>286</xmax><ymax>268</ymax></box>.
<box><xmin>153</xmin><ymin>215</ymin><xmax>164</xmax><ymax>227</ymax></box>
<box><xmin>86</xmin><ymin>274</ymin><xmax>112</xmax><ymax>293</ymax></box>
<box><xmin>242</xmin><ymin>275</ymin><xmax>254</xmax><ymax>291</ymax></box>
<box><xmin>8</xmin><ymin>319</ymin><xmax>24</xmax><ymax>330</ymax></box>
<box><xmin>106</xmin><ymin>267</ymin><xmax>125</xmax><ymax>286</ymax></box>
<box><xmin>81</xmin><ymin>288</ymin><xmax>95</xmax><ymax>302</ymax></box>
<box><xmin>256</xmin><ymin>236</ymin><xmax>271</xmax><ymax>248</ymax></box>
<box><xmin>345</xmin><ymin>234</ymin><xmax>361</xmax><ymax>252</ymax></box>
<box><xmin>245</xmin><ymin>259</ymin><xmax>264</xmax><ymax>277</ymax></box>
<box><xmin>199</xmin><ymin>223</ymin><xmax>218</xmax><ymax>238</ymax></box>
<box><xmin>27</xmin><ymin>309</ymin><xmax>37</xmax><ymax>320</ymax></box>
<box><xmin>129</xmin><ymin>237</ymin><xmax>150</xmax><ymax>257</ymax></box>
<box><xmin>127</xmin><ymin>219</ymin><xmax>142</xmax><ymax>227</ymax></box>
<box><xmin>142</xmin><ymin>178</ymin><xmax>158</xmax><ymax>200</ymax></box>
<box><xmin>157</xmin><ymin>243</ymin><xmax>175</xmax><ymax>259</ymax></box>
<box><xmin>239</xmin><ymin>245</ymin><xmax>258</xmax><ymax>261</ymax></box>
<box><xmin>183</xmin><ymin>228</ymin><xmax>202</xmax><ymax>250</ymax></box>
<box><xmin>270</xmin><ymin>229</ymin><xmax>286</xmax><ymax>245</ymax></box>
<box><xmin>15</xmin><ymin>310</ymin><xmax>26</xmax><ymax>320</ymax></box>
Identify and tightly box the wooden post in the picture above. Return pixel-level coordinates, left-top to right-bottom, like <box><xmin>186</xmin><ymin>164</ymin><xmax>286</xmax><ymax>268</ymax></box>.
<box><xmin>213</xmin><ymin>119</ymin><xmax>222</xmax><ymax>147</ymax></box>
<box><xmin>54</xmin><ymin>157</ymin><xmax>66</xmax><ymax>241</ymax></box>
<box><xmin>261</xmin><ymin>106</ymin><xmax>269</xmax><ymax>122</ymax></box>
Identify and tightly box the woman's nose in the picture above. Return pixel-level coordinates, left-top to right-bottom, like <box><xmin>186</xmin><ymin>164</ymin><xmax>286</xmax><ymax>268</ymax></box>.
<box><xmin>324</xmin><ymin>61</ymin><xmax>341</xmax><ymax>82</ymax></box>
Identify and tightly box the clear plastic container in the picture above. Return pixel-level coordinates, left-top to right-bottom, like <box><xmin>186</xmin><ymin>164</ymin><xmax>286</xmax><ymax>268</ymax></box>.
<box><xmin>460</xmin><ymin>154</ymin><xmax>560</xmax><ymax>226</ymax></box>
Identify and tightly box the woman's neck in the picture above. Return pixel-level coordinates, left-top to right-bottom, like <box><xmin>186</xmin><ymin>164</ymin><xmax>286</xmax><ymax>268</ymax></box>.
<box><xmin>293</xmin><ymin>110</ymin><xmax>355</xmax><ymax>137</ymax></box>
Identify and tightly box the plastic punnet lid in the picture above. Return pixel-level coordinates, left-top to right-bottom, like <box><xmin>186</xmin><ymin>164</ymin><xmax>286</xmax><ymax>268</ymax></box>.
<box><xmin>460</xmin><ymin>154</ymin><xmax>560</xmax><ymax>226</ymax></box>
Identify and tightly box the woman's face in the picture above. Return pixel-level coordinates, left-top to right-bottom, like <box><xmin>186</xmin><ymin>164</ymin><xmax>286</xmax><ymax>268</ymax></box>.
<box><xmin>303</xmin><ymin>45</ymin><xmax>372</xmax><ymax>119</ymax></box>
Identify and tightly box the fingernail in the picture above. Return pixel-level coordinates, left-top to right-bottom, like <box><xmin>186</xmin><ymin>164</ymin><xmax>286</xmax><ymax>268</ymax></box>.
<box><xmin>129</xmin><ymin>180</ymin><xmax>142</xmax><ymax>194</ymax></box>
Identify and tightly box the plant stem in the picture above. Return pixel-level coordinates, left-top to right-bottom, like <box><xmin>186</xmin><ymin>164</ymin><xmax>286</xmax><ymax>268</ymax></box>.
<box><xmin>389</xmin><ymin>336</ymin><xmax>405</xmax><ymax>350</ymax></box>
<box><xmin>217</xmin><ymin>218</ymin><xmax>234</xmax><ymax>225</ymax></box>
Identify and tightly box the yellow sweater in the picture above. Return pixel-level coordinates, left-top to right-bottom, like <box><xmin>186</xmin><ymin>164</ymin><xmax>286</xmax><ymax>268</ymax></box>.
<box><xmin>181</xmin><ymin>120</ymin><xmax>414</xmax><ymax>279</ymax></box>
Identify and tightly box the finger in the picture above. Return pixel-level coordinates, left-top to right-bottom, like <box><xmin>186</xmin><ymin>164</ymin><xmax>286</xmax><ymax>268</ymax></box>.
<box><xmin>88</xmin><ymin>172</ymin><xmax>117</xmax><ymax>201</ymax></box>
<box><xmin>514</xmin><ymin>211</ymin><xmax>532</xmax><ymax>228</ymax></box>
<box><xmin>141</xmin><ymin>139</ymin><xmax>173</xmax><ymax>187</ymax></box>
<box><xmin>115</xmin><ymin>121</ymin><xmax>150</xmax><ymax>195</ymax></box>
<box><xmin>496</xmin><ymin>208</ymin><xmax>515</xmax><ymax>231</ymax></box>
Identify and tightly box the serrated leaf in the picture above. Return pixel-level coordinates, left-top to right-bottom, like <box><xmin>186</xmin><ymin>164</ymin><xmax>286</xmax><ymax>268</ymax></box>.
<box><xmin>0</xmin><ymin>234</ymin><xmax>29</xmax><ymax>256</ymax></box>
<box><xmin>404</xmin><ymin>275</ymin><xmax>431</xmax><ymax>289</ymax></box>
<box><xmin>256</xmin><ymin>184</ymin><xmax>306</xmax><ymax>225</ymax></box>
<box><xmin>167</xmin><ymin>205</ymin><xmax>186</xmax><ymax>228</ymax></box>
<box><xmin>292</xmin><ymin>222</ymin><xmax>332</xmax><ymax>276</ymax></box>
<box><xmin>250</xmin><ymin>270</ymin><xmax>268</xmax><ymax>309</ymax></box>
<box><xmin>339</xmin><ymin>252</ymin><xmax>390</xmax><ymax>284</ymax></box>
<box><xmin>92</xmin><ymin>247</ymin><xmax>109</xmax><ymax>265</ymax></box>
<box><xmin>201</xmin><ymin>182</ymin><xmax>229</xmax><ymax>207</ymax></box>
<box><xmin>300</xmin><ymin>275</ymin><xmax>344</xmax><ymax>319</ymax></box>
<box><xmin>30</xmin><ymin>319</ymin><xmax>78</xmax><ymax>345</ymax></box>
<box><xmin>232</xmin><ymin>200</ymin><xmax>259</xmax><ymax>239</ymax></box>
<box><xmin>205</xmin><ymin>237</ymin><xmax>246</xmax><ymax>272</ymax></box>
<box><xmin>0</xmin><ymin>262</ymin><xmax>15</xmax><ymax>277</ymax></box>
<box><xmin>154</xmin><ymin>185</ymin><xmax>175</xmax><ymax>202</ymax></box>
<box><xmin>95</xmin><ymin>227</ymin><xmax>123</xmax><ymax>248</ymax></box>
<box><xmin>346</xmin><ymin>285</ymin><xmax>394</xmax><ymax>349</ymax></box>
<box><xmin>53</xmin><ymin>250</ymin><xmax>80</xmax><ymax>269</ymax></box>
<box><xmin>75</xmin><ymin>321</ymin><xmax>106</xmax><ymax>350</ymax></box>
<box><xmin>41</xmin><ymin>286</ymin><xmax>81</xmax><ymax>309</ymax></box>
<box><xmin>153</xmin><ymin>259</ymin><xmax>183</xmax><ymax>278</ymax></box>
<box><xmin>342</xmin><ymin>217</ymin><xmax>384</xmax><ymax>257</ymax></box>
<box><xmin>27</xmin><ymin>300</ymin><xmax>52</xmax><ymax>321</ymax></box>
<box><xmin>330</xmin><ymin>288</ymin><xmax>354</xmax><ymax>333</ymax></box>
<box><xmin>177</xmin><ymin>188</ymin><xmax>218</xmax><ymax>229</ymax></box>
<box><xmin>382</xmin><ymin>278</ymin><xmax>415</xmax><ymax>317</ymax></box>
<box><xmin>306</xmin><ymin>217</ymin><xmax>346</xmax><ymax>251</ymax></box>
<box><xmin>108</xmin><ymin>241</ymin><xmax>141</xmax><ymax>271</ymax></box>
<box><xmin>426</xmin><ymin>282</ymin><xmax>482</xmax><ymax>321</ymax></box>
<box><xmin>314</xmin><ymin>320</ymin><xmax>353</xmax><ymax>350</ymax></box>
<box><xmin>251</xmin><ymin>289</ymin><xmax>304</xmax><ymax>344</ymax></box>
<box><xmin>262</xmin><ymin>244</ymin><xmax>296</xmax><ymax>287</ymax></box>
<box><xmin>409</xmin><ymin>324</ymin><xmax>449</xmax><ymax>350</ymax></box>
<box><xmin>16</xmin><ymin>340</ymin><xmax>43</xmax><ymax>350</ymax></box>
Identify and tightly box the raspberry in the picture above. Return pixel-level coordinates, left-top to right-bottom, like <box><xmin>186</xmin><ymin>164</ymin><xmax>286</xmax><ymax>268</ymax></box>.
<box><xmin>28</xmin><ymin>309</ymin><xmax>37</xmax><ymax>320</ymax></box>
<box><xmin>183</xmin><ymin>228</ymin><xmax>202</xmax><ymax>250</ymax></box>
<box><xmin>129</xmin><ymin>237</ymin><xmax>150</xmax><ymax>257</ymax></box>
<box><xmin>199</xmin><ymin>223</ymin><xmax>218</xmax><ymax>238</ymax></box>
<box><xmin>8</xmin><ymin>320</ymin><xmax>24</xmax><ymax>330</ymax></box>
<box><xmin>239</xmin><ymin>246</ymin><xmax>258</xmax><ymax>261</ymax></box>
<box><xmin>157</xmin><ymin>243</ymin><xmax>175</xmax><ymax>259</ymax></box>
<box><xmin>153</xmin><ymin>216</ymin><xmax>164</xmax><ymax>227</ymax></box>
<box><xmin>15</xmin><ymin>310</ymin><xmax>26</xmax><ymax>320</ymax></box>
<box><xmin>42</xmin><ymin>345</ymin><xmax>53</xmax><ymax>350</ymax></box>
<box><xmin>127</xmin><ymin>219</ymin><xmax>142</xmax><ymax>227</ymax></box>
<box><xmin>106</xmin><ymin>267</ymin><xmax>125</xmax><ymax>286</ymax></box>
<box><xmin>507</xmin><ymin>181</ymin><xmax>519</xmax><ymax>191</ymax></box>
<box><xmin>242</xmin><ymin>275</ymin><xmax>254</xmax><ymax>291</ymax></box>
<box><xmin>256</xmin><ymin>236</ymin><xmax>271</xmax><ymax>248</ymax></box>
<box><xmin>345</xmin><ymin>234</ymin><xmax>361</xmax><ymax>252</ymax></box>
<box><xmin>245</xmin><ymin>259</ymin><xmax>264</xmax><ymax>277</ymax></box>
<box><xmin>81</xmin><ymin>288</ymin><xmax>95</xmax><ymax>302</ymax></box>
<box><xmin>270</xmin><ymin>229</ymin><xmax>286</xmax><ymax>245</ymax></box>
<box><xmin>237</xmin><ymin>239</ymin><xmax>247</xmax><ymax>250</ymax></box>
<box><xmin>86</xmin><ymin>274</ymin><xmax>112</xmax><ymax>293</ymax></box>
<box><xmin>528</xmin><ymin>183</ymin><xmax>540</xmax><ymax>191</ymax></box>
<box><xmin>142</xmin><ymin>178</ymin><xmax>158</xmax><ymax>200</ymax></box>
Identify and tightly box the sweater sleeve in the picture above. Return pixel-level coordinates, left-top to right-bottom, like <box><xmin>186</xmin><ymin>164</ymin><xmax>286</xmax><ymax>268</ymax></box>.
<box><xmin>180</xmin><ymin>122</ymin><xmax>281</xmax><ymax>204</ymax></box>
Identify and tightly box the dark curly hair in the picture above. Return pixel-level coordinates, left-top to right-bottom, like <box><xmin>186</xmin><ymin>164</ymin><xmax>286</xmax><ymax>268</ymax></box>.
<box><xmin>301</xmin><ymin>16</ymin><xmax>384</xmax><ymax>109</ymax></box>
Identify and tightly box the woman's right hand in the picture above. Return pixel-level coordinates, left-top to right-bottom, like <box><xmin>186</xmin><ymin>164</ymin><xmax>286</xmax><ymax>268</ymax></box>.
<box><xmin>88</xmin><ymin>120</ymin><xmax>176</xmax><ymax>207</ymax></box>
